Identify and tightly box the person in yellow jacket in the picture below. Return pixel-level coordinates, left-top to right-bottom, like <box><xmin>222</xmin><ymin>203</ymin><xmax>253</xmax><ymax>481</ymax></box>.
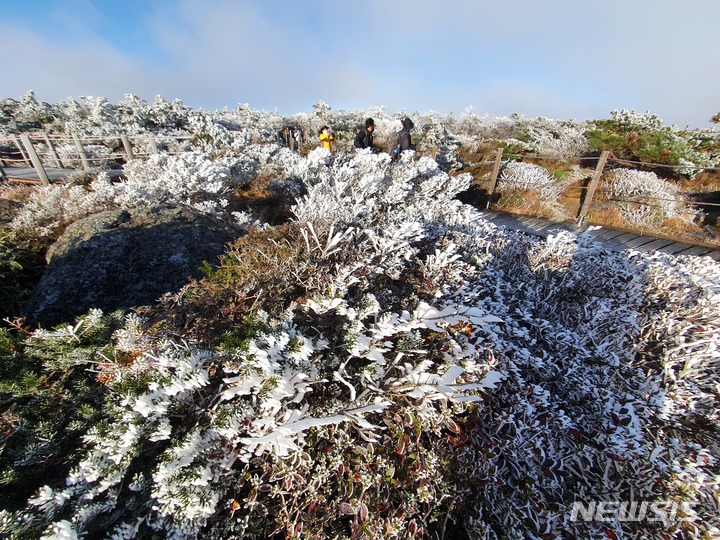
<box><xmin>318</xmin><ymin>125</ymin><xmax>335</xmax><ymax>152</ymax></box>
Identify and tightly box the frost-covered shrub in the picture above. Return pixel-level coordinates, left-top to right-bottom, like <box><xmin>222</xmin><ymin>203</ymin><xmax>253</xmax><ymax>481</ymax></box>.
<box><xmin>451</xmin><ymin>106</ymin><xmax>485</xmax><ymax>143</ymax></box>
<box><xmin>120</xmin><ymin>152</ymin><xmax>230</xmax><ymax>207</ymax></box>
<box><xmin>7</xmin><ymin>210</ymin><xmax>718</xmax><ymax>539</ymax></box>
<box><xmin>9</xmin><ymin>184</ymin><xmax>117</xmax><ymax>240</ymax></box>
<box><xmin>521</xmin><ymin>117</ymin><xmax>590</xmax><ymax>158</ymax></box>
<box><xmin>440</xmin><ymin>231</ymin><xmax>720</xmax><ymax>539</ymax></box>
<box><xmin>604</xmin><ymin>168</ymin><xmax>688</xmax><ymax>226</ymax></box>
<box><xmin>291</xmin><ymin>149</ymin><xmax>471</xmax><ymax>230</ymax></box>
<box><xmin>186</xmin><ymin>110</ymin><xmax>252</xmax><ymax>155</ymax></box>
<box><xmin>499</xmin><ymin>160</ymin><xmax>565</xmax><ymax>201</ymax></box>
<box><xmin>9</xmin><ymin>152</ymin><xmax>247</xmax><ymax>239</ymax></box>
<box><xmin>112</xmin><ymin>94</ymin><xmax>193</xmax><ymax>134</ymax></box>
<box><xmin>473</xmin><ymin>114</ymin><xmax>520</xmax><ymax>142</ymax></box>
<box><xmin>11</xmin><ymin>91</ymin><xmax>57</xmax><ymax>131</ymax></box>
<box><xmin>8</xmin><ymin>216</ymin><xmax>505</xmax><ymax>538</ymax></box>
<box><xmin>77</xmin><ymin>96</ymin><xmax>114</xmax><ymax>128</ymax></box>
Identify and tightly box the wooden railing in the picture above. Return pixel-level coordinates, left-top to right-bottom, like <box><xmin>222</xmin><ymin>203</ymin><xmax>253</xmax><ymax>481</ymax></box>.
<box><xmin>0</xmin><ymin>132</ymin><xmax>195</xmax><ymax>185</ymax></box>
<box><xmin>465</xmin><ymin>147</ymin><xmax>720</xmax><ymax>226</ymax></box>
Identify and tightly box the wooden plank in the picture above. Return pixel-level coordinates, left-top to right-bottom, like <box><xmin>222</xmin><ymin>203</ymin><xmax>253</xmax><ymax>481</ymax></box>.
<box><xmin>478</xmin><ymin>210</ymin><xmax>720</xmax><ymax>261</ymax></box>
<box><xmin>536</xmin><ymin>223</ymin><xmax>576</xmax><ymax>235</ymax></box>
<box><xmin>632</xmin><ymin>238</ymin><xmax>676</xmax><ymax>252</ymax></box>
<box><xmin>121</xmin><ymin>133</ymin><xmax>134</xmax><ymax>160</ymax></box>
<box><xmin>603</xmin><ymin>232</ymin><xmax>641</xmax><ymax>249</ymax></box>
<box><xmin>485</xmin><ymin>148</ymin><xmax>503</xmax><ymax>208</ymax></box>
<box><xmin>479</xmin><ymin>211</ymin><xmax>504</xmax><ymax>222</ymax></box>
<box><xmin>525</xmin><ymin>217</ymin><xmax>553</xmax><ymax>229</ymax></box>
<box><xmin>622</xmin><ymin>236</ymin><xmax>659</xmax><ymax>248</ymax></box>
<box><xmin>657</xmin><ymin>242</ymin><xmax>701</xmax><ymax>255</ymax></box>
<box><xmin>4</xmin><ymin>177</ymin><xmax>43</xmax><ymax>185</ymax></box>
<box><xmin>490</xmin><ymin>215</ymin><xmax>525</xmax><ymax>228</ymax></box>
<box><xmin>43</xmin><ymin>133</ymin><xmax>64</xmax><ymax>168</ymax></box>
<box><xmin>596</xmin><ymin>229</ymin><xmax>627</xmax><ymax>241</ymax></box>
<box><xmin>673</xmin><ymin>245</ymin><xmax>714</xmax><ymax>257</ymax></box>
<box><xmin>72</xmin><ymin>133</ymin><xmax>93</xmax><ymax>171</ymax></box>
<box><xmin>2</xmin><ymin>166</ymin><xmax>79</xmax><ymax>182</ymax></box>
<box><xmin>583</xmin><ymin>228</ymin><xmax>609</xmax><ymax>239</ymax></box>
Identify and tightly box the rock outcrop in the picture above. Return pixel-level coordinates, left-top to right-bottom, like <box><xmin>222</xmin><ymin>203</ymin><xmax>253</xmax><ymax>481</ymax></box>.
<box><xmin>22</xmin><ymin>204</ymin><xmax>240</xmax><ymax>327</ymax></box>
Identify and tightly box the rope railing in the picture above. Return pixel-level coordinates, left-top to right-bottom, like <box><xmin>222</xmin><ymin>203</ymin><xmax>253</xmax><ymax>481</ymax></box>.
<box><xmin>503</xmin><ymin>152</ymin><xmax>720</xmax><ymax>171</ymax></box>
<box><xmin>468</xmin><ymin>148</ymin><xmax>720</xmax><ymax>225</ymax></box>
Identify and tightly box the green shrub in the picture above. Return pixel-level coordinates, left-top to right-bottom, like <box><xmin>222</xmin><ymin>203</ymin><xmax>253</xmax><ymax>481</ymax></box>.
<box><xmin>0</xmin><ymin>311</ymin><xmax>124</xmax><ymax>511</ymax></box>
<box><xmin>0</xmin><ymin>231</ymin><xmax>46</xmax><ymax>319</ymax></box>
<box><xmin>585</xmin><ymin>109</ymin><xmax>719</xmax><ymax>174</ymax></box>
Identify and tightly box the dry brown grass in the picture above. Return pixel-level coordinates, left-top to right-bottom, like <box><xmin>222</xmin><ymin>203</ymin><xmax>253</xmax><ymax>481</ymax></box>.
<box><xmin>682</xmin><ymin>170</ymin><xmax>720</xmax><ymax>193</ymax></box>
<box><xmin>145</xmin><ymin>223</ymin><xmax>317</xmax><ymax>343</ymax></box>
<box><xmin>455</xmin><ymin>142</ymin><xmax>500</xmax><ymax>185</ymax></box>
<box><xmin>0</xmin><ymin>183</ymin><xmax>39</xmax><ymax>203</ymax></box>
<box><xmin>493</xmin><ymin>189</ymin><xmax>553</xmax><ymax>218</ymax></box>
<box><xmin>585</xmin><ymin>206</ymin><xmax>629</xmax><ymax>229</ymax></box>
<box><xmin>227</xmin><ymin>175</ymin><xmax>294</xmax><ymax>225</ymax></box>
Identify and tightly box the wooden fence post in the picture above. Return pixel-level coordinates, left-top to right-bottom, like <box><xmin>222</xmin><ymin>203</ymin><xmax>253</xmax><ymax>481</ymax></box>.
<box><xmin>120</xmin><ymin>133</ymin><xmax>134</xmax><ymax>160</ymax></box>
<box><xmin>486</xmin><ymin>147</ymin><xmax>504</xmax><ymax>209</ymax></box>
<box><xmin>147</xmin><ymin>134</ymin><xmax>159</xmax><ymax>154</ymax></box>
<box><xmin>72</xmin><ymin>133</ymin><xmax>93</xmax><ymax>171</ymax></box>
<box><xmin>14</xmin><ymin>137</ymin><xmax>31</xmax><ymax>166</ymax></box>
<box><xmin>576</xmin><ymin>150</ymin><xmax>609</xmax><ymax>225</ymax></box>
<box><xmin>43</xmin><ymin>133</ymin><xmax>64</xmax><ymax>168</ymax></box>
<box><xmin>20</xmin><ymin>134</ymin><xmax>51</xmax><ymax>186</ymax></box>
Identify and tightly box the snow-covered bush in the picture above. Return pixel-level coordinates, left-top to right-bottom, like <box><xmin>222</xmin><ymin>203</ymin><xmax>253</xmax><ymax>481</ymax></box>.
<box><xmin>291</xmin><ymin>149</ymin><xmax>471</xmax><ymax>229</ymax></box>
<box><xmin>604</xmin><ymin>168</ymin><xmax>689</xmax><ymax>226</ymax></box>
<box><xmin>499</xmin><ymin>160</ymin><xmax>565</xmax><ymax>202</ymax></box>
<box><xmin>521</xmin><ymin>117</ymin><xmax>590</xmax><ymax>158</ymax></box>
<box><xmin>9</xmin><ymin>152</ymin><xmax>249</xmax><ymax>239</ymax></box>
<box><xmin>6</xmin><ymin>205</ymin><xmax>718</xmax><ymax>539</ymax></box>
<box><xmin>8</xmin><ymin>183</ymin><xmax>117</xmax><ymax>240</ymax></box>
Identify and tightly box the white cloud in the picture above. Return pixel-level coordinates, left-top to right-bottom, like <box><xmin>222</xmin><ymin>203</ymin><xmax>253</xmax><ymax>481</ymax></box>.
<box><xmin>1</xmin><ymin>0</ymin><xmax>718</xmax><ymax>126</ymax></box>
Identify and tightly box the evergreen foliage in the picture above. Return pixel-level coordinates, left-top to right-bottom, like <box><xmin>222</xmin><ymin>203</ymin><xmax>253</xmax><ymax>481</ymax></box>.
<box><xmin>584</xmin><ymin>109</ymin><xmax>719</xmax><ymax>174</ymax></box>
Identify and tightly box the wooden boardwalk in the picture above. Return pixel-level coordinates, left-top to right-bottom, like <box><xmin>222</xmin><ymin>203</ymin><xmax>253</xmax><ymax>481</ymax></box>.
<box><xmin>1</xmin><ymin>166</ymin><xmax>80</xmax><ymax>183</ymax></box>
<box><xmin>0</xmin><ymin>166</ymin><xmax>123</xmax><ymax>183</ymax></box>
<box><xmin>478</xmin><ymin>210</ymin><xmax>720</xmax><ymax>261</ymax></box>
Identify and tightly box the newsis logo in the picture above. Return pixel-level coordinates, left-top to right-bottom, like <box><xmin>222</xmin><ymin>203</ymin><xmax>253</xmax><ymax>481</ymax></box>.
<box><xmin>570</xmin><ymin>501</ymin><xmax>699</xmax><ymax>524</ymax></box>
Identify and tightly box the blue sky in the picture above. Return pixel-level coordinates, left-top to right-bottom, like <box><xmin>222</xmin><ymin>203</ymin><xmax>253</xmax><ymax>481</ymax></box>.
<box><xmin>2</xmin><ymin>0</ymin><xmax>719</xmax><ymax>128</ymax></box>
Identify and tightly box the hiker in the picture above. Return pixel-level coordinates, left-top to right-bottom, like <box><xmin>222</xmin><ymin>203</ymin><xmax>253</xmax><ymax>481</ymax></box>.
<box><xmin>318</xmin><ymin>125</ymin><xmax>335</xmax><ymax>152</ymax></box>
<box><xmin>354</xmin><ymin>118</ymin><xmax>375</xmax><ymax>150</ymax></box>
<box><xmin>388</xmin><ymin>117</ymin><xmax>416</xmax><ymax>161</ymax></box>
<box><xmin>398</xmin><ymin>117</ymin><xmax>416</xmax><ymax>154</ymax></box>
<box><xmin>279</xmin><ymin>125</ymin><xmax>305</xmax><ymax>153</ymax></box>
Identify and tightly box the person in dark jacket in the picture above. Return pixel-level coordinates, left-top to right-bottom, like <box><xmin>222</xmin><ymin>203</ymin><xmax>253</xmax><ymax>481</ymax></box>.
<box><xmin>398</xmin><ymin>117</ymin><xmax>416</xmax><ymax>154</ymax></box>
<box><xmin>354</xmin><ymin>118</ymin><xmax>375</xmax><ymax>150</ymax></box>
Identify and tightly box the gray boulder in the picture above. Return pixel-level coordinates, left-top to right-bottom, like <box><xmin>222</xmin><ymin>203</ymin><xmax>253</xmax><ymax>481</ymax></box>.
<box><xmin>22</xmin><ymin>204</ymin><xmax>240</xmax><ymax>327</ymax></box>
